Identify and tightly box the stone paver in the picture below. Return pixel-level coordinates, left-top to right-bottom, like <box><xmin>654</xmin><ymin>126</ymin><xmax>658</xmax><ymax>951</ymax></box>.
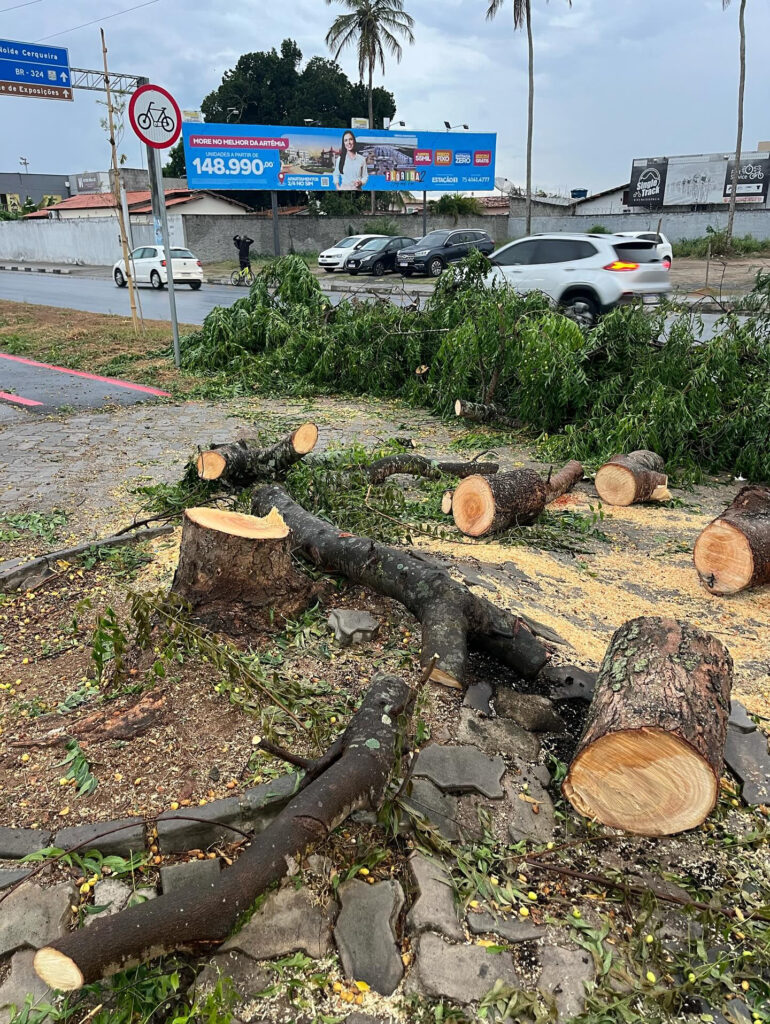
<box><xmin>0</xmin><ymin>827</ymin><xmax>51</xmax><ymax>859</ymax></box>
<box><xmin>160</xmin><ymin>857</ymin><xmax>221</xmax><ymax>895</ymax></box>
<box><xmin>196</xmin><ymin>949</ymin><xmax>273</xmax><ymax>1000</ymax></box>
<box><xmin>84</xmin><ymin>878</ymin><xmax>133</xmax><ymax>926</ymax></box>
<box><xmin>401</xmin><ymin>778</ymin><xmax>460</xmax><ymax>842</ymax></box>
<box><xmin>543</xmin><ymin>664</ymin><xmax>597</xmax><ymax>702</ymax></box>
<box><xmin>0</xmin><ymin>869</ymin><xmax>31</xmax><ymax>890</ymax></box>
<box><xmin>538</xmin><ymin>939</ymin><xmax>595</xmax><ymax>1020</ymax></box>
<box><xmin>455</xmin><ymin>708</ymin><xmax>541</xmax><ymax>762</ymax></box>
<box><xmin>334</xmin><ymin>879</ymin><xmax>404</xmax><ymax>995</ymax></box>
<box><xmin>506</xmin><ymin>763</ymin><xmax>557</xmax><ymax>845</ymax></box>
<box><xmin>0</xmin><ymin>949</ymin><xmax>56</xmax><ymax>1024</ymax></box>
<box><xmin>0</xmin><ymin>881</ymin><xmax>73</xmax><ymax>956</ymax></box>
<box><xmin>406</xmin><ymin>852</ymin><xmax>463</xmax><ymax>941</ymax></box>
<box><xmin>467</xmin><ymin>909</ymin><xmax>545</xmax><ymax>943</ymax></box>
<box><xmin>729</xmin><ymin>701</ymin><xmax>757</xmax><ymax>735</ymax></box>
<box><xmin>53</xmin><ymin>817</ymin><xmax>144</xmax><ymax>857</ymax></box>
<box><xmin>494</xmin><ymin>690</ymin><xmax>565</xmax><ymax>733</ymax></box>
<box><xmin>327</xmin><ymin>608</ymin><xmax>380</xmax><ymax>646</ymax></box>
<box><xmin>407</xmin><ymin>931</ymin><xmax>519</xmax><ymax>1005</ymax></box>
<box><xmin>463</xmin><ymin>681</ymin><xmax>494</xmax><ymax>717</ymax></box>
<box><xmin>413</xmin><ymin>744</ymin><xmax>506</xmax><ymax>799</ymax></box>
<box><xmin>223</xmin><ymin>886</ymin><xmax>334</xmax><ymax>961</ymax></box>
<box><xmin>724</xmin><ymin>725</ymin><xmax>770</xmax><ymax>806</ymax></box>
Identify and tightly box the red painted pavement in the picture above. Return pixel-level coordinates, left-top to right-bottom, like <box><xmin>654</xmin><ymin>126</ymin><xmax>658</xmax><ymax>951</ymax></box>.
<box><xmin>0</xmin><ymin>352</ymin><xmax>172</xmax><ymax>397</ymax></box>
<box><xmin>0</xmin><ymin>391</ymin><xmax>43</xmax><ymax>407</ymax></box>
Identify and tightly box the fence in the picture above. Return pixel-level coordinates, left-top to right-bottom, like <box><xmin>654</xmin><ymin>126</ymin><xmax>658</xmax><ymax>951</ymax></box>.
<box><xmin>0</xmin><ymin>214</ymin><xmax>185</xmax><ymax>265</ymax></box>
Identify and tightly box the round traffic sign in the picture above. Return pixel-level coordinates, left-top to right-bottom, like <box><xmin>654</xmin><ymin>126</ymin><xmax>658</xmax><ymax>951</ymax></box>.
<box><xmin>129</xmin><ymin>83</ymin><xmax>181</xmax><ymax>149</ymax></box>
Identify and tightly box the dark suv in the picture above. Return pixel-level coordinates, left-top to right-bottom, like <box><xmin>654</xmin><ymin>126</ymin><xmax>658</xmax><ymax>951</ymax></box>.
<box><xmin>397</xmin><ymin>229</ymin><xmax>495</xmax><ymax>278</ymax></box>
<box><xmin>344</xmin><ymin>235</ymin><xmax>417</xmax><ymax>276</ymax></box>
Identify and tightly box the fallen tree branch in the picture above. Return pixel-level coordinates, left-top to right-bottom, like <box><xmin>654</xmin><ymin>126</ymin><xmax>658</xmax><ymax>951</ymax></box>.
<box><xmin>252</xmin><ymin>485</ymin><xmax>549</xmax><ymax>689</ymax></box>
<box><xmin>34</xmin><ymin>673</ymin><xmax>412</xmax><ymax>991</ymax></box>
<box><xmin>365</xmin><ymin>454</ymin><xmax>498</xmax><ymax>484</ymax></box>
<box><xmin>196</xmin><ymin>424</ymin><xmax>319</xmax><ymax>487</ymax></box>
<box><xmin>454</xmin><ymin>399</ymin><xmax>521</xmax><ymax>432</ymax></box>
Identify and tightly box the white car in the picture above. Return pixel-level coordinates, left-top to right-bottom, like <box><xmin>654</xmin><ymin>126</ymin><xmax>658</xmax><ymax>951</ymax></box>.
<box><xmin>113</xmin><ymin>245</ymin><xmax>203</xmax><ymax>289</ymax></box>
<box><xmin>485</xmin><ymin>232</ymin><xmax>672</xmax><ymax>325</ymax></box>
<box><xmin>317</xmin><ymin>234</ymin><xmax>387</xmax><ymax>272</ymax></box>
<box><xmin>613</xmin><ymin>231</ymin><xmax>673</xmax><ymax>269</ymax></box>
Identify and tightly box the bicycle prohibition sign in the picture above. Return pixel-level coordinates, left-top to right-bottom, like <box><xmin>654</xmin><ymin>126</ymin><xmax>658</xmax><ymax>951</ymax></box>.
<box><xmin>128</xmin><ymin>83</ymin><xmax>181</xmax><ymax>149</ymax></box>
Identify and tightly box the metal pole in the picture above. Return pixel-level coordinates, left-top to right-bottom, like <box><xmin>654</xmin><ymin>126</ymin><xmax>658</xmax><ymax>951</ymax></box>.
<box><xmin>151</xmin><ymin>146</ymin><xmax>180</xmax><ymax>367</ymax></box>
<box><xmin>422</xmin><ymin>190</ymin><xmax>427</xmax><ymax>238</ymax></box>
<box><xmin>271</xmin><ymin>190</ymin><xmax>281</xmax><ymax>257</ymax></box>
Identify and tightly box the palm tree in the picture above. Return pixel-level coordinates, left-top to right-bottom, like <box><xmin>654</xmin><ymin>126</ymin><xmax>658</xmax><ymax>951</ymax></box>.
<box><xmin>723</xmin><ymin>0</ymin><xmax>747</xmax><ymax>244</ymax></box>
<box><xmin>486</xmin><ymin>0</ymin><xmax>570</xmax><ymax>236</ymax></box>
<box><xmin>325</xmin><ymin>0</ymin><xmax>414</xmax><ymax>130</ymax></box>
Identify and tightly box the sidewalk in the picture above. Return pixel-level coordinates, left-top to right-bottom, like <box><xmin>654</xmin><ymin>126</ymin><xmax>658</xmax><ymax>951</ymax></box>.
<box><xmin>0</xmin><ymin>260</ymin><xmax>112</xmax><ymax>279</ymax></box>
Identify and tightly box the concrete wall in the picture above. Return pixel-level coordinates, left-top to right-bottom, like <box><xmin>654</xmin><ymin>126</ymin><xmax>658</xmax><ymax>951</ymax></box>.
<box><xmin>183</xmin><ymin>213</ymin><xmax>512</xmax><ymax>261</ymax></box>
<box><xmin>0</xmin><ymin>214</ymin><xmax>184</xmax><ymax>265</ymax></box>
<box><xmin>509</xmin><ymin>209</ymin><xmax>770</xmax><ymax>242</ymax></box>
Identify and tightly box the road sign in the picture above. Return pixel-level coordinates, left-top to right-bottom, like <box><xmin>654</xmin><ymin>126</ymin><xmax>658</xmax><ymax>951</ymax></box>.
<box><xmin>129</xmin><ymin>83</ymin><xmax>181</xmax><ymax>149</ymax></box>
<box><xmin>0</xmin><ymin>37</ymin><xmax>72</xmax><ymax>100</ymax></box>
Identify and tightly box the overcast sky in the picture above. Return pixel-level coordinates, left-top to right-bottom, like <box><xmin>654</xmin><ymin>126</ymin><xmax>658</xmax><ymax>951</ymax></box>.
<box><xmin>3</xmin><ymin>0</ymin><xmax>770</xmax><ymax>195</ymax></box>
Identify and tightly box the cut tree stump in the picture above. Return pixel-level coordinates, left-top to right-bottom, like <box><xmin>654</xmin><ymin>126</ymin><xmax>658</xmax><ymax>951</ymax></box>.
<box><xmin>365</xmin><ymin>454</ymin><xmax>498</xmax><ymax>485</ymax></box>
<box><xmin>454</xmin><ymin>399</ymin><xmax>520</xmax><ymax>431</ymax></box>
<box><xmin>563</xmin><ymin>616</ymin><xmax>732</xmax><ymax>836</ymax></box>
<box><xmin>452</xmin><ymin>461</ymin><xmax>583</xmax><ymax>537</ymax></box>
<box><xmin>441</xmin><ymin>490</ymin><xmax>454</xmax><ymax>515</ymax></box>
<box><xmin>196</xmin><ymin>423</ymin><xmax>318</xmax><ymax>487</ymax></box>
<box><xmin>252</xmin><ymin>484</ymin><xmax>548</xmax><ymax>689</ymax></box>
<box><xmin>171</xmin><ymin>506</ymin><xmax>315</xmax><ymax>631</ymax></box>
<box><xmin>594</xmin><ymin>451</ymin><xmax>670</xmax><ymax>506</ymax></box>
<box><xmin>693</xmin><ymin>485</ymin><xmax>770</xmax><ymax>595</ymax></box>
<box><xmin>33</xmin><ymin>673</ymin><xmax>412</xmax><ymax>991</ymax></box>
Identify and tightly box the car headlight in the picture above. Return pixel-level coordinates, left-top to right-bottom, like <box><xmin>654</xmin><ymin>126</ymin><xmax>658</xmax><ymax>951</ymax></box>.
<box><xmin>413</xmin><ymin>250</ymin><xmax>429</xmax><ymax>257</ymax></box>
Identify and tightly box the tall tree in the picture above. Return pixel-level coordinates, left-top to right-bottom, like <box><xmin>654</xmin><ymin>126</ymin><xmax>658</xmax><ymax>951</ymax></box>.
<box><xmin>723</xmin><ymin>0</ymin><xmax>747</xmax><ymax>244</ymax></box>
<box><xmin>325</xmin><ymin>0</ymin><xmax>414</xmax><ymax>211</ymax></box>
<box><xmin>486</xmin><ymin>0</ymin><xmax>570</xmax><ymax>236</ymax></box>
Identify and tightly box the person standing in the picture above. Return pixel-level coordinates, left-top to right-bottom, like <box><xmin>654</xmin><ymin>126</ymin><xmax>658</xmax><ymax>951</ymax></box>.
<box><xmin>333</xmin><ymin>131</ymin><xmax>369</xmax><ymax>191</ymax></box>
<box><xmin>233</xmin><ymin>234</ymin><xmax>254</xmax><ymax>270</ymax></box>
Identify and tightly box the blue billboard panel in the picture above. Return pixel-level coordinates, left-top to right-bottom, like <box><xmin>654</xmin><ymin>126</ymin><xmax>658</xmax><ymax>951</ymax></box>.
<box><xmin>183</xmin><ymin>123</ymin><xmax>496</xmax><ymax>192</ymax></box>
<box><xmin>0</xmin><ymin>38</ymin><xmax>72</xmax><ymax>101</ymax></box>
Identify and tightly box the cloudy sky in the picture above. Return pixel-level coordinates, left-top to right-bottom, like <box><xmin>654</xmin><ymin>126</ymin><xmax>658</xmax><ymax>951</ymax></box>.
<box><xmin>3</xmin><ymin>0</ymin><xmax>770</xmax><ymax>195</ymax></box>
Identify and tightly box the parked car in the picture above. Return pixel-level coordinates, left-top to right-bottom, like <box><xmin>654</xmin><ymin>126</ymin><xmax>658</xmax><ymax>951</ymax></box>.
<box><xmin>485</xmin><ymin>232</ymin><xmax>672</xmax><ymax>324</ymax></box>
<box><xmin>317</xmin><ymin>234</ymin><xmax>386</xmax><ymax>272</ymax></box>
<box><xmin>397</xmin><ymin>229</ymin><xmax>495</xmax><ymax>278</ymax></box>
<box><xmin>113</xmin><ymin>246</ymin><xmax>203</xmax><ymax>289</ymax></box>
<box><xmin>613</xmin><ymin>231</ymin><xmax>673</xmax><ymax>269</ymax></box>
<box><xmin>344</xmin><ymin>235</ymin><xmax>417</xmax><ymax>276</ymax></box>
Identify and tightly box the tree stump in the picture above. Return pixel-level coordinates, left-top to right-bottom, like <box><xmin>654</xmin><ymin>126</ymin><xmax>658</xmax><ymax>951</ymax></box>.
<box><xmin>563</xmin><ymin>616</ymin><xmax>732</xmax><ymax>836</ymax></box>
<box><xmin>196</xmin><ymin>424</ymin><xmax>319</xmax><ymax>488</ymax></box>
<box><xmin>441</xmin><ymin>490</ymin><xmax>454</xmax><ymax>515</ymax></box>
<box><xmin>171</xmin><ymin>506</ymin><xmax>315</xmax><ymax>632</ymax></box>
<box><xmin>452</xmin><ymin>461</ymin><xmax>583</xmax><ymax>537</ymax></box>
<box><xmin>594</xmin><ymin>451</ymin><xmax>670</xmax><ymax>506</ymax></box>
<box><xmin>693</xmin><ymin>485</ymin><xmax>770</xmax><ymax>595</ymax></box>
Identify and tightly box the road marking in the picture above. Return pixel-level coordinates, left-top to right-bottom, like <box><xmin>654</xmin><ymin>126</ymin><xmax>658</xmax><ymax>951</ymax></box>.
<box><xmin>0</xmin><ymin>391</ymin><xmax>43</xmax><ymax>407</ymax></box>
<box><xmin>0</xmin><ymin>352</ymin><xmax>172</xmax><ymax>397</ymax></box>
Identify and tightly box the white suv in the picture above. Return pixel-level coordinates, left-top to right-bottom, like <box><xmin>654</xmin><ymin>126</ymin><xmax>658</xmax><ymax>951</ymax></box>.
<box><xmin>485</xmin><ymin>233</ymin><xmax>672</xmax><ymax>324</ymax></box>
<box><xmin>318</xmin><ymin>234</ymin><xmax>386</xmax><ymax>272</ymax></box>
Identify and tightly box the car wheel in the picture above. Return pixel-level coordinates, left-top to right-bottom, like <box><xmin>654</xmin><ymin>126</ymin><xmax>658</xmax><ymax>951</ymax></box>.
<box><xmin>428</xmin><ymin>256</ymin><xmax>444</xmax><ymax>278</ymax></box>
<box><xmin>323</xmin><ymin>267</ymin><xmax>334</xmax><ymax>273</ymax></box>
<box><xmin>662</xmin><ymin>256</ymin><xmax>672</xmax><ymax>270</ymax></box>
<box><xmin>189</xmin><ymin>281</ymin><xmax>202</xmax><ymax>290</ymax></box>
<box><xmin>114</xmin><ymin>269</ymin><xmax>126</xmax><ymax>288</ymax></box>
<box><xmin>561</xmin><ymin>292</ymin><xmax>600</xmax><ymax>328</ymax></box>
<box><xmin>150</xmin><ymin>270</ymin><xmax>164</xmax><ymax>290</ymax></box>
<box><xmin>372</xmin><ymin>260</ymin><xmax>385</xmax><ymax>277</ymax></box>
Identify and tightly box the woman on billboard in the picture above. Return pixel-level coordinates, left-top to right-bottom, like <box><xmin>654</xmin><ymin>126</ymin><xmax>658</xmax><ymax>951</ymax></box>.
<box><xmin>333</xmin><ymin>130</ymin><xmax>369</xmax><ymax>190</ymax></box>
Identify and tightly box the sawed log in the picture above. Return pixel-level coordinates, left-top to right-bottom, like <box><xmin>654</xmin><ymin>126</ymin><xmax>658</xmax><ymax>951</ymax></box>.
<box><xmin>694</xmin><ymin>484</ymin><xmax>770</xmax><ymax>595</ymax></box>
<box><xmin>452</xmin><ymin>460</ymin><xmax>584</xmax><ymax>538</ymax></box>
<box><xmin>196</xmin><ymin>423</ymin><xmax>319</xmax><ymax>487</ymax></box>
<box><xmin>454</xmin><ymin>399</ymin><xmax>520</xmax><ymax>431</ymax></box>
<box><xmin>34</xmin><ymin>673</ymin><xmax>411</xmax><ymax>991</ymax></box>
<box><xmin>594</xmin><ymin>450</ymin><xmax>670</xmax><ymax>506</ymax></box>
<box><xmin>563</xmin><ymin>616</ymin><xmax>732</xmax><ymax>836</ymax></box>
<box><xmin>252</xmin><ymin>484</ymin><xmax>548</xmax><ymax>689</ymax></box>
<box><xmin>365</xmin><ymin>454</ymin><xmax>498</xmax><ymax>485</ymax></box>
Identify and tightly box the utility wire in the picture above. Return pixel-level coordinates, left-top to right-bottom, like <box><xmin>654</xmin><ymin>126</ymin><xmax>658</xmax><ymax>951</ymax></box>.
<box><xmin>0</xmin><ymin>0</ymin><xmax>42</xmax><ymax>13</ymax></box>
<box><xmin>37</xmin><ymin>0</ymin><xmax>161</xmax><ymax>42</ymax></box>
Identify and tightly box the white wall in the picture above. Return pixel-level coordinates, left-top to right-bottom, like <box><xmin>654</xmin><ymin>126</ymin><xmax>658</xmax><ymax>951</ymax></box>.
<box><xmin>179</xmin><ymin>196</ymin><xmax>245</xmax><ymax>216</ymax></box>
<box><xmin>574</xmin><ymin>190</ymin><xmax>630</xmax><ymax>216</ymax></box>
<box><xmin>0</xmin><ymin>214</ymin><xmax>184</xmax><ymax>265</ymax></box>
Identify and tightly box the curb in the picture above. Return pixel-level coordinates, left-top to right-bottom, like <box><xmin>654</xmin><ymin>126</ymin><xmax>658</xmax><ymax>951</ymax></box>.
<box><xmin>0</xmin><ymin>264</ymin><xmax>71</xmax><ymax>275</ymax></box>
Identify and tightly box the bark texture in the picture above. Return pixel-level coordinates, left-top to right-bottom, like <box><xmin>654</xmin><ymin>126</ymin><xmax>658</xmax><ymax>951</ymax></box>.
<box><xmin>171</xmin><ymin>507</ymin><xmax>315</xmax><ymax>632</ymax></box>
<box><xmin>365</xmin><ymin>454</ymin><xmax>498</xmax><ymax>485</ymax></box>
<box><xmin>454</xmin><ymin>399</ymin><xmax>520</xmax><ymax>431</ymax></box>
<box><xmin>694</xmin><ymin>484</ymin><xmax>770</xmax><ymax>595</ymax></box>
<box><xmin>196</xmin><ymin>424</ymin><xmax>318</xmax><ymax>487</ymax></box>
<box><xmin>563</xmin><ymin>616</ymin><xmax>732</xmax><ymax>836</ymax></box>
<box><xmin>453</xmin><ymin>461</ymin><xmax>583</xmax><ymax>538</ymax></box>
<box><xmin>595</xmin><ymin>451</ymin><xmax>670</xmax><ymax>506</ymax></box>
<box><xmin>34</xmin><ymin>674</ymin><xmax>411</xmax><ymax>991</ymax></box>
<box><xmin>252</xmin><ymin>484</ymin><xmax>548</xmax><ymax>689</ymax></box>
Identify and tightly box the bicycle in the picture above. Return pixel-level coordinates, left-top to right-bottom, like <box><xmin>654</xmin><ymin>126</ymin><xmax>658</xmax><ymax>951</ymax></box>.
<box><xmin>137</xmin><ymin>102</ymin><xmax>174</xmax><ymax>133</ymax></box>
<box><xmin>230</xmin><ymin>264</ymin><xmax>255</xmax><ymax>287</ymax></box>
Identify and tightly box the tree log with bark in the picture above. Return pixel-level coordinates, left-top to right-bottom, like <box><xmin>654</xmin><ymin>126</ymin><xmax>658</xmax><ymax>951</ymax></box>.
<box><xmin>252</xmin><ymin>484</ymin><xmax>548</xmax><ymax>689</ymax></box>
<box><xmin>594</xmin><ymin>451</ymin><xmax>670</xmax><ymax>506</ymax></box>
<box><xmin>454</xmin><ymin>399</ymin><xmax>520</xmax><ymax>431</ymax></box>
<box><xmin>33</xmin><ymin>673</ymin><xmax>411</xmax><ymax>991</ymax></box>
<box><xmin>365</xmin><ymin>454</ymin><xmax>498</xmax><ymax>485</ymax></box>
<box><xmin>196</xmin><ymin>424</ymin><xmax>319</xmax><ymax>487</ymax></box>
<box><xmin>452</xmin><ymin>461</ymin><xmax>584</xmax><ymax>537</ymax></box>
<box><xmin>563</xmin><ymin>616</ymin><xmax>732</xmax><ymax>836</ymax></box>
<box><xmin>694</xmin><ymin>485</ymin><xmax>770</xmax><ymax>595</ymax></box>
<box><xmin>171</xmin><ymin>506</ymin><xmax>316</xmax><ymax>632</ymax></box>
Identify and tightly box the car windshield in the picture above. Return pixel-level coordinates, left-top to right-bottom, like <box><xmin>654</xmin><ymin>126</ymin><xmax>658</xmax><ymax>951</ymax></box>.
<box><xmin>335</xmin><ymin>237</ymin><xmax>359</xmax><ymax>248</ymax></box>
<box><xmin>359</xmin><ymin>238</ymin><xmax>389</xmax><ymax>251</ymax></box>
<box><xmin>416</xmin><ymin>231</ymin><xmax>451</xmax><ymax>246</ymax></box>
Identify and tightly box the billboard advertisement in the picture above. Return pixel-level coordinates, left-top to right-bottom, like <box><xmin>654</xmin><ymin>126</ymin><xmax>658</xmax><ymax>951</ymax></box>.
<box><xmin>182</xmin><ymin>123</ymin><xmax>497</xmax><ymax>192</ymax></box>
<box><xmin>629</xmin><ymin>152</ymin><xmax>770</xmax><ymax>207</ymax></box>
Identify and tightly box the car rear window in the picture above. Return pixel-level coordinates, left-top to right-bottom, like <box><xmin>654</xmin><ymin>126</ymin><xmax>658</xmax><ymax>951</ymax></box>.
<box><xmin>612</xmin><ymin>241</ymin><xmax>660</xmax><ymax>263</ymax></box>
<box><xmin>171</xmin><ymin>249</ymin><xmax>195</xmax><ymax>259</ymax></box>
<box><xmin>536</xmin><ymin>239</ymin><xmax>598</xmax><ymax>263</ymax></box>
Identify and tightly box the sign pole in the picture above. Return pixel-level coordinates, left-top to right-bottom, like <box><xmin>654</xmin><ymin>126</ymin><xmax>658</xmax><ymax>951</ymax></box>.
<box><xmin>422</xmin><ymin>190</ymin><xmax>427</xmax><ymax>238</ymax></box>
<box><xmin>271</xmin><ymin>191</ymin><xmax>281</xmax><ymax>257</ymax></box>
<box><xmin>150</xmin><ymin>145</ymin><xmax>180</xmax><ymax>368</ymax></box>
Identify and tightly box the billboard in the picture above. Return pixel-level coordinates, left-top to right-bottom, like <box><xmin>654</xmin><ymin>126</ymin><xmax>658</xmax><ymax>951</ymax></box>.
<box><xmin>182</xmin><ymin>123</ymin><xmax>496</xmax><ymax>192</ymax></box>
<box><xmin>629</xmin><ymin>152</ymin><xmax>770</xmax><ymax>208</ymax></box>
